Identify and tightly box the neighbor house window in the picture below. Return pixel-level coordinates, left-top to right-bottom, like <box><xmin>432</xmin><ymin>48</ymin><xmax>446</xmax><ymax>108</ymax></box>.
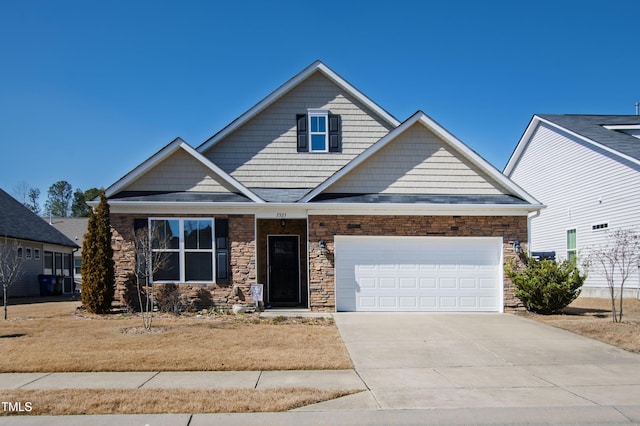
<box><xmin>17</xmin><ymin>247</ymin><xmax>23</xmax><ymax>258</ymax></box>
<box><xmin>566</xmin><ymin>229</ymin><xmax>577</xmax><ymax>261</ymax></box>
<box><xmin>44</xmin><ymin>251</ymin><xmax>53</xmax><ymax>274</ymax></box>
<box><xmin>34</xmin><ymin>249</ymin><xmax>40</xmax><ymax>260</ymax></box>
<box><xmin>150</xmin><ymin>218</ymin><xmax>214</xmax><ymax>283</ymax></box>
<box><xmin>296</xmin><ymin>111</ymin><xmax>341</xmax><ymax>152</ymax></box>
<box><xmin>26</xmin><ymin>248</ymin><xmax>32</xmax><ymax>259</ymax></box>
<box><xmin>592</xmin><ymin>223</ymin><xmax>609</xmax><ymax>231</ymax></box>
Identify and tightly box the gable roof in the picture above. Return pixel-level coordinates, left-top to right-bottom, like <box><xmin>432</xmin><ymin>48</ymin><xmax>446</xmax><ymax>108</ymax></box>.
<box><xmin>505</xmin><ymin>114</ymin><xmax>640</xmax><ymax>175</ymax></box>
<box><xmin>47</xmin><ymin>217</ymin><xmax>89</xmax><ymax>253</ymax></box>
<box><xmin>197</xmin><ymin>60</ymin><xmax>401</xmax><ymax>153</ymax></box>
<box><xmin>0</xmin><ymin>188</ymin><xmax>79</xmax><ymax>248</ymax></box>
<box><xmin>301</xmin><ymin>111</ymin><xmax>541</xmax><ymax>206</ymax></box>
<box><xmin>104</xmin><ymin>137</ymin><xmax>264</xmax><ymax>203</ymax></box>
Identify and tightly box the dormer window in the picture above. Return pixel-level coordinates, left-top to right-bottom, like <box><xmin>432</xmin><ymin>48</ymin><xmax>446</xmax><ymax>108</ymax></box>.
<box><xmin>309</xmin><ymin>110</ymin><xmax>328</xmax><ymax>152</ymax></box>
<box><xmin>297</xmin><ymin>110</ymin><xmax>341</xmax><ymax>153</ymax></box>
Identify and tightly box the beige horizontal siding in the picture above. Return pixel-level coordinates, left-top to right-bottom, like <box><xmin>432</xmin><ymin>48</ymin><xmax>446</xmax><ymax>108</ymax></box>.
<box><xmin>326</xmin><ymin>122</ymin><xmax>510</xmax><ymax>195</ymax></box>
<box><xmin>203</xmin><ymin>71</ymin><xmax>394</xmax><ymax>188</ymax></box>
<box><xmin>126</xmin><ymin>148</ymin><xmax>238</xmax><ymax>193</ymax></box>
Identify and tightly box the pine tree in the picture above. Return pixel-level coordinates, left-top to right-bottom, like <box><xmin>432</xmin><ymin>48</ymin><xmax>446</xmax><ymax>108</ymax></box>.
<box><xmin>81</xmin><ymin>190</ymin><xmax>115</xmax><ymax>314</ymax></box>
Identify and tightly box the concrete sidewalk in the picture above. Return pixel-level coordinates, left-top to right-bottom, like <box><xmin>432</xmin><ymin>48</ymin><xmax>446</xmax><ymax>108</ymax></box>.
<box><xmin>0</xmin><ymin>370</ymin><xmax>366</xmax><ymax>391</ymax></box>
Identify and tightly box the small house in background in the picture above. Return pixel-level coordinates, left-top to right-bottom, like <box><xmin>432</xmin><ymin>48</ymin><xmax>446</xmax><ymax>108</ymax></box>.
<box><xmin>0</xmin><ymin>188</ymin><xmax>79</xmax><ymax>297</ymax></box>
<box><xmin>504</xmin><ymin>114</ymin><xmax>640</xmax><ymax>297</ymax></box>
<box><xmin>46</xmin><ymin>217</ymin><xmax>88</xmax><ymax>291</ymax></box>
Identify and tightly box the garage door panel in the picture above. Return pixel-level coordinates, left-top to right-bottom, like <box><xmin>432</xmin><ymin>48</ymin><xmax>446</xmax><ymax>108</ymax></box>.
<box><xmin>335</xmin><ymin>236</ymin><xmax>502</xmax><ymax>312</ymax></box>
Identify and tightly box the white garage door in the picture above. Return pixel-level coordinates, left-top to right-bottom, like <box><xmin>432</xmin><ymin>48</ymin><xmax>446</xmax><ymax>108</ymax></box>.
<box><xmin>335</xmin><ymin>236</ymin><xmax>503</xmax><ymax>312</ymax></box>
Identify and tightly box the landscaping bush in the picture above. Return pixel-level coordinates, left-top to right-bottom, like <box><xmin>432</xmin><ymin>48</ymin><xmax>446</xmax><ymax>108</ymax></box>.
<box><xmin>505</xmin><ymin>256</ymin><xmax>586</xmax><ymax>314</ymax></box>
<box><xmin>81</xmin><ymin>190</ymin><xmax>115</xmax><ymax>314</ymax></box>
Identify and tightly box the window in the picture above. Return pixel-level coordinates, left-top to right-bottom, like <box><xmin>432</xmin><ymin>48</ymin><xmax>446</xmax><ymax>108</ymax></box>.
<box><xmin>566</xmin><ymin>229</ymin><xmax>577</xmax><ymax>261</ymax></box>
<box><xmin>34</xmin><ymin>249</ymin><xmax>40</xmax><ymax>260</ymax></box>
<box><xmin>17</xmin><ymin>247</ymin><xmax>23</xmax><ymax>258</ymax></box>
<box><xmin>44</xmin><ymin>251</ymin><xmax>53</xmax><ymax>274</ymax></box>
<box><xmin>309</xmin><ymin>111</ymin><xmax>328</xmax><ymax>152</ymax></box>
<box><xmin>150</xmin><ymin>218</ymin><xmax>215</xmax><ymax>283</ymax></box>
<box><xmin>296</xmin><ymin>111</ymin><xmax>341</xmax><ymax>152</ymax></box>
<box><xmin>592</xmin><ymin>223</ymin><xmax>609</xmax><ymax>231</ymax></box>
<box><xmin>74</xmin><ymin>258</ymin><xmax>82</xmax><ymax>275</ymax></box>
<box><xmin>26</xmin><ymin>248</ymin><xmax>32</xmax><ymax>259</ymax></box>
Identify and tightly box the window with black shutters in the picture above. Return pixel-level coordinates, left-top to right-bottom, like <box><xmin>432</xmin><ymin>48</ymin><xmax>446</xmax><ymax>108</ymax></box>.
<box><xmin>297</xmin><ymin>110</ymin><xmax>341</xmax><ymax>153</ymax></box>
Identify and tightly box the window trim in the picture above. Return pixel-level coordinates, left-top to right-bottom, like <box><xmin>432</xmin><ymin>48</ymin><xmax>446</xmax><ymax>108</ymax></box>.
<box><xmin>26</xmin><ymin>247</ymin><xmax>32</xmax><ymax>259</ymax></box>
<box><xmin>591</xmin><ymin>222</ymin><xmax>609</xmax><ymax>232</ymax></box>
<box><xmin>149</xmin><ymin>218</ymin><xmax>216</xmax><ymax>284</ymax></box>
<box><xmin>566</xmin><ymin>228</ymin><xmax>577</xmax><ymax>261</ymax></box>
<box><xmin>34</xmin><ymin>248</ymin><xmax>40</xmax><ymax>260</ymax></box>
<box><xmin>308</xmin><ymin>109</ymin><xmax>329</xmax><ymax>152</ymax></box>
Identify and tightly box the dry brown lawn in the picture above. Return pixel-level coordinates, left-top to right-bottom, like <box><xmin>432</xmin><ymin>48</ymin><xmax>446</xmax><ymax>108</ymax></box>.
<box><xmin>0</xmin><ymin>388</ymin><xmax>358</xmax><ymax>416</ymax></box>
<box><xmin>521</xmin><ymin>297</ymin><xmax>640</xmax><ymax>353</ymax></box>
<box><xmin>0</xmin><ymin>299</ymin><xmax>353</xmax><ymax>372</ymax></box>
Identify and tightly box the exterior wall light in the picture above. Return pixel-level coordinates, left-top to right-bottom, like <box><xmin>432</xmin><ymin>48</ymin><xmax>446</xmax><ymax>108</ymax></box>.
<box><xmin>319</xmin><ymin>239</ymin><xmax>327</xmax><ymax>253</ymax></box>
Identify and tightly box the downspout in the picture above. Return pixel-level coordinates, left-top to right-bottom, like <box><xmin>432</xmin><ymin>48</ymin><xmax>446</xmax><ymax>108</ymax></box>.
<box><xmin>527</xmin><ymin>210</ymin><xmax>540</xmax><ymax>256</ymax></box>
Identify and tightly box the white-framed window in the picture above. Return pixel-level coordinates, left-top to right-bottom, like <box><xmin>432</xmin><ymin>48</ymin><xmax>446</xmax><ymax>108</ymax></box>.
<box><xmin>296</xmin><ymin>110</ymin><xmax>341</xmax><ymax>153</ymax></box>
<box><xmin>17</xmin><ymin>247</ymin><xmax>23</xmax><ymax>258</ymax></box>
<box><xmin>34</xmin><ymin>248</ymin><xmax>40</xmax><ymax>260</ymax></box>
<box><xmin>150</xmin><ymin>218</ymin><xmax>215</xmax><ymax>283</ymax></box>
<box><xmin>566</xmin><ymin>228</ymin><xmax>577</xmax><ymax>261</ymax></box>
<box><xmin>74</xmin><ymin>258</ymin><xmax>81</xmax><ymax>275</ymax></box>
<box><xmin>308</xmin><ymin>110</ymin><xmax>328</xmax><ymax>152</ymax></box>
<box><xmin>592</xmin><ymin>222</ymin><xmax>609</xmax><ymax>231</ymax></box>
<box><xmin>26</xmin><ymin>248</ymin><xmax>32</xmax><ymax>259</ymax></box>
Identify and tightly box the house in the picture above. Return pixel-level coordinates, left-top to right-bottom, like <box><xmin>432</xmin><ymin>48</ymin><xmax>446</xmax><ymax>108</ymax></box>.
<box><xmin>504</xmin><ymin>114</ymin><xmax>640</xmax><ymax>297</ymax></box>
<box><xmin>0</xmin><ymin>188</ymin><xmax>79</xmax><ymax>297</ymax></box>
<box><xmin>104</xmin><ymin>61</ymin><xmax>542</xmax><ymax>312</ymax></box>
<box><xmin>46</xmin><ymin>217</ymin><xmax>89</xmax><ymax>290</ymax></box>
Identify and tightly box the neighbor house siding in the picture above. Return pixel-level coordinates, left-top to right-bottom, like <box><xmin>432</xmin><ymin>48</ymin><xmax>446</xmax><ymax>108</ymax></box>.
<box><xmin>203</xmin><ymin>71</ymin><xmax>395</xmax><ymax>188</ymax></box>
<box><xmin>9</xmin><ymin>240</ymin><xmax>44</xmax><ymax>297</ymax></box>
<box><xmin>308</xmin><ymin>215</ymin><xmax>527</xmax><ymax>312</ymax></box>
<box><xmin>509</xmin><ymin>123</ymin><xmax>640</xmax><ymax>294</ymax></box>
<box><xmin>326</xmin><ymin>123</ymin><xmax>510</xmax><ymax>195</ymax></box>
<box><xmin>126</xmin><ymin>148</ymin><xmax>238</xmax><ymax>193</ymax></box>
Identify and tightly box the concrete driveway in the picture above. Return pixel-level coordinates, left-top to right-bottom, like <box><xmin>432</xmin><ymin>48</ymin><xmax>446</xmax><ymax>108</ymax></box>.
<box><xmin>332</xmin><ymin>313</ymin><xmax>640</xmax><ymax>412</ymax></box>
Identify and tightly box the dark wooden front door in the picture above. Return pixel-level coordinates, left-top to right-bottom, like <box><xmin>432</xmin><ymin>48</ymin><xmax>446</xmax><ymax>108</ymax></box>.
<box><xmin>268</xmin><ymin>235</ymin><xmax>300</xmax><ymax>305</ymax></box>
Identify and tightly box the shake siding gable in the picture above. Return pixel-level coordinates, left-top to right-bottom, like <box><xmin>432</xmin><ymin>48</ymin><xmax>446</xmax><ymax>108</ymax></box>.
<box><xmin>326</xmin><ymin>122</ymin><xmax>511</xmax><ymax>195</ymax></box>
<box><xmin>509</xmin><ymin>122</ymin><xmax>640</xmax><ymax>291</ymax></box>
<box><xmin>202</xmin><ymin>72</ymin><xmax>394</xmax><ymax>189</ymax></box>
<box><xmin>126</xmin><ymin>148</ymin><xmax>239</xmax><ymax>193</ymax></box>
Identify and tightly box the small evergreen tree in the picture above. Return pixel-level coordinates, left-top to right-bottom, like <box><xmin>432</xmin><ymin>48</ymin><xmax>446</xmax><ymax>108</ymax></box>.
<box><xmin>81</xmin><ymin>190</ymin><xmax>115</xmax><ymax>314</ymax></box>
<box><xmin>505</xmin><ymin>255</ymin><xmax>586</xmax><ymax>314</ymax></box>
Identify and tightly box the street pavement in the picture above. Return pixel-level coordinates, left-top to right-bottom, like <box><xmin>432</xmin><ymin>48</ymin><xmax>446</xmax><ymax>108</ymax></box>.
<box><xmin>1</xmin><ymin>313</ymin><xmax>640</xmax><ymax>425</ymax></box>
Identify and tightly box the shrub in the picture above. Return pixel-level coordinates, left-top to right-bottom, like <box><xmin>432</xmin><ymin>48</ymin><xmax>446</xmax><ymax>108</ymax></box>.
<box><xmin>81</xmin><ymin>190</ymin><xmax>115</xmax><ymax>314</ymax></box>
<box><xmin>505</xmin><ymin>256</ymin><xmax>586</xmax><ymax>314</ymax></box>
<box><xmin>155</xmin><ymin>283</ymin><xmax>186</xmax><ymax>313</ymax></box>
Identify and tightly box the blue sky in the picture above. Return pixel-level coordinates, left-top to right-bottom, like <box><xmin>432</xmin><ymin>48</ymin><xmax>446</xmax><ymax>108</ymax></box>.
<box><xmin>1</xmin><ymin>0</ymin><xmax>638</xmax><ymax>204</ymax></box>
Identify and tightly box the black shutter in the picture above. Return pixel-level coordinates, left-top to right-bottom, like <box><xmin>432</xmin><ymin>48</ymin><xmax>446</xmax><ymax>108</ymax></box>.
<box><xmin>328</xmin><ymin>114</ymin><xmax>341</xmax><ymax>152</ymax></box>
<box><xmin>296</xmin><ymin>114</ymin><xmax>308</xmax><ymax>152</ymax></box>
<box><xmin>214</xmin><ymin>218</ymin><xmax>229</xmax><ymax>284</ymax></box>
<box><xmin>133</xmin><ymin>218</ymin><xmax>148</xmax><ymax>232</ymax></box>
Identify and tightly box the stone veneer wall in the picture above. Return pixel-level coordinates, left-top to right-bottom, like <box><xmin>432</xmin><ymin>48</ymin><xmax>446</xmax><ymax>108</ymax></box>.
<box><xmin>110</xmin><ymin>214</ymin><xmax>256</xmax><ymax>311</ymax></box>
<box><xmin>308</xmin><ymin>215</ymin><xmax>528</xmax><ymax>312</ymax></box>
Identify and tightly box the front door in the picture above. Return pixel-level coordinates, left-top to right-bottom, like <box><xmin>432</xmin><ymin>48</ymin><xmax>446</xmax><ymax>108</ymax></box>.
<box><xmin>268</xmin><ymin>235</ymin><xmax>300</xmax><ymax>305</ymax></box>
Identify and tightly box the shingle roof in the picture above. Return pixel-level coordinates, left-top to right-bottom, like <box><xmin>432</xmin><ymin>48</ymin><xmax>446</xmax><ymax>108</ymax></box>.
<box><xmin>109</xmin><ymin>191</ymin><xmax>253</xmax><ymax>203</ymax></box>
<box><xmin>0</xmin><ymin>188</ymin><xmax>79</xmax><ymax>248</ymax></box>
<box><xmin>310</xmin><ymin>193</ymin><xmax>529</xmax><ymax>204</ymax></box>
<box><xmin>47</xmin><ymin>217</ymin><xmax>89</xmax><ymax>254</ymax></box>
<box><xmin>538</xmin><ymin>115</ymin><xmax>640</xmax><ymax>161</ymax></box>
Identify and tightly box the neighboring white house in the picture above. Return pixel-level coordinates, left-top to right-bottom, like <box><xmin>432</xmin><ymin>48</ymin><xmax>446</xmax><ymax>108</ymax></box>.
<box><xmin>504</xmin><ymin>114</ymin><xmax>640</xmax><ymax>297</ymax></box>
